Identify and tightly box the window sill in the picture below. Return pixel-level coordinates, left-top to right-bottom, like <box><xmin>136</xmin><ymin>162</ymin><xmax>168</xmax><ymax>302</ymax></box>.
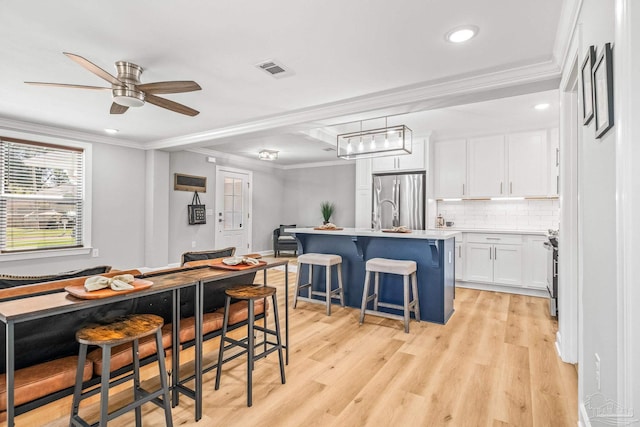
<box><xmin>0</xmin><ymin>247</ymin><xmax>92</xmax><ymax>262</ymax></box>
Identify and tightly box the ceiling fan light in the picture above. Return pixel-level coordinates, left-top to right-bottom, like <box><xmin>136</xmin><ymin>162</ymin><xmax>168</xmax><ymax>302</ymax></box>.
<box><xmin>112</xmin><ymin>87</ymin><xmax>145</xmax><ymax>107</ymax></box>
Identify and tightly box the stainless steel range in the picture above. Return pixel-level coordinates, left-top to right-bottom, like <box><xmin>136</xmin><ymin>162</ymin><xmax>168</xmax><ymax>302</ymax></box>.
<box><xmin>543</xmin><ymin>229</ymin><xmax>558</xmax><ymax>317</ymax></box>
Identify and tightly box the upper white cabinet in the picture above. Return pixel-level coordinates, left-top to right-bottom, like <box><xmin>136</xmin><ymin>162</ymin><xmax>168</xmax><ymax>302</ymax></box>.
<box><xmin>507</xmin><ymin>130</ymin><xmax>548</xmax><ymax>197</ymax></box>
<box><xmin>371</xmin><ymin>139</ymin><xmax>425</xmax><ymax>173</ymax></box>
<box><xmin>433</xmin><ymin>139</ymin><xmax>467</xmax><ymax>198</ymax></box>
<box><xmin>548</xmin><ymin>128</ymin><xmax>559</xmax><ymax>196</ymax></box>
<box><xmin>354</xmin><ymin>159</ymin><xmax>372</xmax><ymax>228</ymax></box>
<box><xmin>434</xmin><ymin>129</ymin><xmax>553</xmax><ymax>199</ymax></box>
<box><xmin>468</xmin><ymin>135</ymin><xmax>506</xmax><ymax>197</ymax></box>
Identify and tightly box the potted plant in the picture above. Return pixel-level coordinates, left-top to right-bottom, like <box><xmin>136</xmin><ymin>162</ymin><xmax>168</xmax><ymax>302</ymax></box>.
<box><xmin>320</xmin><ymin>201</ymin><xmax>335</xmax><ymax>224</ymax></box>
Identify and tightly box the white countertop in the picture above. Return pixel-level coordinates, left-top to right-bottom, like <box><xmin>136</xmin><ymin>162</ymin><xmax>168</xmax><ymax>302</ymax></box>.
<box><xmin>426</xmin><ymin>228</ymin><xmax>548</xmax><ymax>235</ymax></box>
<box><xmin>289</xmin><ymin>227</ymin><xmax>460</xmax><ymax>240</ymax></box>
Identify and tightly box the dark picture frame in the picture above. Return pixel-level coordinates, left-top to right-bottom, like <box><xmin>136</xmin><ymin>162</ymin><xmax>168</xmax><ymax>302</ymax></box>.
<box><xmin>580</xmin><ymin>45</ymin><xmax>596</xmax><ymax>125</ymax></box>
<box><xmin>593</xmin><ymin>43</ymin><xmax>614</xmax><ymax>138</ymax></box>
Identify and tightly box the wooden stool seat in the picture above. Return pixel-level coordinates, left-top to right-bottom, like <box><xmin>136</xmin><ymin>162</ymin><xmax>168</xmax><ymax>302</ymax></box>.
<box><xmin>294</xmin><ymin>252</ymin><xmax>345</xmax><ymax>316</ymax></box>
<box><xmin>225</xmin><ymin>284</ymin><xmax>276</xmax><ymax>300</ymax></box>
<box><xmin>215</xmin><ymin>285</ymin><xmax>285</xmax><ymax>407</ymax></box>
<box><xmin>360</xmin><ymin>258</ymin><xmax>420</xmax><ymax>333</ymax></box>
<box><xmin>70</xmin><ymin>314</ymin><xmax>173</xmax><ymax>427</ymax></box>
<box><xmin>76</xmin><ymin>313</ymin><xmax>164</xmax><ymax>346</ymax></box>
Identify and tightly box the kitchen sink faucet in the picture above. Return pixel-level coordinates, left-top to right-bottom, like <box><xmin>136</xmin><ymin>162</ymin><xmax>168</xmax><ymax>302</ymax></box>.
<box><xmin>373</xmin><ymin>198</ymin><xmax>399</xmax><ymax>230</ymax></box>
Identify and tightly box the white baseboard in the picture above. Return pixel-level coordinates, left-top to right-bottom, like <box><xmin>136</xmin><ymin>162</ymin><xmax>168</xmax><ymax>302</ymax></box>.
<box><xmin>579</xmin><ymin>402</ymin><xmax>592</xmax><ymax>427</ymax></box>
<box><xmin>456</xmin><ymin>281</ymin><xmax>548</xmax><ymax>298</ymax></box>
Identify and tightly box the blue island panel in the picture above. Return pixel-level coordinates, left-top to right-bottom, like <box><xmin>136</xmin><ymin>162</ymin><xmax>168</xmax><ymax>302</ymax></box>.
<box><xmin>293</xmin><ymin>232</ymin><xmax>455</xmax><ymax>324</ymax></box>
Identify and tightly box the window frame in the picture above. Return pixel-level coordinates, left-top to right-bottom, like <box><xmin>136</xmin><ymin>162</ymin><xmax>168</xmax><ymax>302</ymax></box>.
<box><xmin>0</xmin><ymin>133</ymin><xmax>92</xmax><ymax>262</ymax></box>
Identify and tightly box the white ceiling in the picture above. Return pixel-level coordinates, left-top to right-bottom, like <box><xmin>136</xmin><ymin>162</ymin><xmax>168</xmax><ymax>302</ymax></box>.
<box><xmin>0</xmin><ymin>1</ymin><xmax>566</xmax><ymax>166</ymax></box>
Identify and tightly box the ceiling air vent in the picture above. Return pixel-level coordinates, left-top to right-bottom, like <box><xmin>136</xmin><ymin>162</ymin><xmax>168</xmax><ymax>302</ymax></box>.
<box><xmin>255</xmin><ymin>59</ymin><xmax>294</xmax><ymax>79</ymax></box>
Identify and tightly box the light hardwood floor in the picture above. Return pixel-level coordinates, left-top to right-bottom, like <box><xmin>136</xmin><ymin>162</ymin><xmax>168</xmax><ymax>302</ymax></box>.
<box><xmin>30</xmin><ymin>264</ymin><xmax>577</xmax><ymax>427</ymax></box>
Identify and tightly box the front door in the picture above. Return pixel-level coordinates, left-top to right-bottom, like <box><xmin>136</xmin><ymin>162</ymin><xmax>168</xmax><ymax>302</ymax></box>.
<box><xmin>215</xmin><ymin>166</ymin><xmax>252</xmax><ymax>253</ymax></box>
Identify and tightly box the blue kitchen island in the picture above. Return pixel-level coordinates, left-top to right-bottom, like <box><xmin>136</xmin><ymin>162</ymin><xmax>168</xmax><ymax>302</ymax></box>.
<box><xmin>289</xmin><ymin>228</ymin><xmax>459</xmax><ymax>324</ymax></box>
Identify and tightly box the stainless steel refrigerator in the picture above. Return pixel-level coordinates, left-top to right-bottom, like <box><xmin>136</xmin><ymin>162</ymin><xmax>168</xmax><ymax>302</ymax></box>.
<box><xmin>372</xmin><ymin>172</ymin><xmax>425</xmax><ymax>230</ymax></box>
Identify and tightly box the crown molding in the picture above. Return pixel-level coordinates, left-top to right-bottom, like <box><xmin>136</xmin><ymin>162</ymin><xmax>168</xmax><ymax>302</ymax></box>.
<box><xmin>0</xmin><ymin>117</ymin><xmax>144</xmax><ymax>149</ymax></box>
<box><xmin>282</xmin><ymin>159</ymin><xmax>354</xmax><ymax>170</ymax></box>
<box><xmin>146</xmin><ymin>59</ymin><xmax>561</xmax><ymax>151</ymax></box>
<box><xmin>553</xmin><ymin>0</ymin><xmax>583</xmax><ymax>72</ymax></box>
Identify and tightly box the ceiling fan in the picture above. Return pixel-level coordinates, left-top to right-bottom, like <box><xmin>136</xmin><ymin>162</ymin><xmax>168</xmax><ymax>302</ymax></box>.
<box><xmin>25</xmin><ymin>52</ymin><xmax>201</xmax><ymax>116</ymax></box>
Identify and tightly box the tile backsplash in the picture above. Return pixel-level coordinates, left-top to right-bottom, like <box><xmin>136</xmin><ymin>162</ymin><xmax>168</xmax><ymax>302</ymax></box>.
<box><xmin>436</xmin><ymin>199</ymin><xmax>559</xmax><ymax>230</ymax></box>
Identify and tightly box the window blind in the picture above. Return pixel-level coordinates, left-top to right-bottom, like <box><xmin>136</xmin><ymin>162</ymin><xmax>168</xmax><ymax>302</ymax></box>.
<box><xmin>0</xmin><ymin>137</ymin><xmax>84</xmax><ymax>253</ymax></box>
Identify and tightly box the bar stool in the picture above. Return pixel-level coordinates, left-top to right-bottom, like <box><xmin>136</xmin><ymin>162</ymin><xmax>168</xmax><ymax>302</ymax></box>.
<box><xmin>70</xmin><ymin>314</ymin><xmax>173</xmax><ymax>426</ymax></box>
<box><xmin>215</xmin><ymin>285</ymin><xmax>285</xmax><ymax>407</ymax></box>
<box><xmin>294</xmin><ymin>253</ymin><xmax>345</xmax><ymax>316</ymax></box>
<box><xmin>359</xmin><ymin>258</ymin><xmax>420</xmax><ymax>333</ymax></box>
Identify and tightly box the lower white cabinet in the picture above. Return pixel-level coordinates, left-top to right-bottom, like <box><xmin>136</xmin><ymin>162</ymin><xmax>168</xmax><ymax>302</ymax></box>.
<box><xmin>465</xmin><ymin>243</ymin><xmax>522</xmax><ymax>285</ymax></box>
<box><xmin>456</xmin><ymin>232</ymin><xmax>547</xmax><ymax>295</ymax></box>
<box><xmin>522</xmin><ymin>235</ymin><xmax>548</xmax><ymax>289</ymax></box>
<box><xmin>455</xmin><ymin>240</ymin><xmax>464</xmax><ymax>281</ymax></box>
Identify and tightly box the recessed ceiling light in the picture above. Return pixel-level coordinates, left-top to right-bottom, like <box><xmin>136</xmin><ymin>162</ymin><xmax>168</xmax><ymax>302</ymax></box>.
<box><xmin>534</xmin><ymin>103</ymin><xmax>550</xmax><ymax>110</ymax></box>
<box><xmin>445</xmin><ymin>25</ymin><xmax>479</xmax><ymax>43</ymax></box>
<box><xmin>104</xmin><ymin>128</ymin><xmax>119</xmax><ymax>134</ymax></box>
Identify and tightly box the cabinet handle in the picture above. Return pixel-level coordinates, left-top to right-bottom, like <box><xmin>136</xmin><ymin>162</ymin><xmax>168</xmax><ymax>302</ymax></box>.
<box><xmin>556</xmin><ymin>148</ymin><xmax>560</xmax><ymax>167</ymax></box>
<box><xmin>494</xmin><ymin>247</ymin><xmax>497</xmax><ymax>260</ymax></box>
<box><xmin>489</xmin><ymin>247</ymin><xmax>492</xmax><ymax>260</ymax></box>
<box><xmin>556</xmin><ymin>176</ymin><xmax>559</xmax><ymax>194</ymax></box>
<box><xmin>462</xmin><ymin>184</ymin><xmax>465</xmax><ymax>195</ymax></box>
<box><xmin>510</xmin><ymin>182</ymin><xmax>513</xmax><ymax>194</ymax></box>
<box><xmin>500</xmin><ymin>182</ymin><xmax>503</xmax><ymax>194</ymax></box>
<box><xmin>459</xmin><ymin>245</ymin><xmax>462</xmax><ymax>257</ymax></box>
<box><xmin>486</xmin><ymin>237</ymin><xmax>501</xmax><ymax>240</ymax></box>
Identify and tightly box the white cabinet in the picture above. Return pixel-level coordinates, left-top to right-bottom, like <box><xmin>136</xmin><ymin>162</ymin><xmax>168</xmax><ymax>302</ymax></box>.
<box><xmin>455</xmin><ymin>236</ymin><xmax>464</xmax><ymax>281</ymax></box>
<box><xmin>507</xmin><ymin>130</ymin><xmax>548</xmax><ymax>196</ymax></box>
<box><xmin>371</xmin><ymin>139</ymin><xmax>425</xmax><ymax>172</ymax></box>
<box><xmin>522</xmin><ymin>235</ymin><xmax>548</xmax><ymax>289</ymax></box>
<box><xmin>463</xmin><ymin>130</ymin><xmax>550</xmax><ymax>198</ymax></box>
<box><xmin>548</xmin><ymin>128</ymin><xmax>559</xmax><ymax>196</ymax></box>
<box><xmin>464</xmin><ymin>234</ymin><xmax>523</xmax><ymax>285</ymax></box>
<box><xmin>468</xmin><ymin>135</ymin><xmax>506</xmax><ymax>197</ymax></box>
<box><xmin>433</xmin><ymin>139</ymin><xmax>467</xmax><ymax>198</ymax></box>
<box><xmin>354</xmin><ymin>159</ymin><xmax>372</xmax><ymax>228</ymax></box>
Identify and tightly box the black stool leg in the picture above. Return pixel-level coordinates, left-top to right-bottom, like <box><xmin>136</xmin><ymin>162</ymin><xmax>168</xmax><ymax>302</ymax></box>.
<box><xmin>69</xmin><ymin>343</ymin><xmax>88</xmax><ymax>425</ymax></box>
<box><xmin>215</xmin><ymin>296</ymin><xmax>231</xmax><ymax>390</ymax></box>
<box><xmin>132</xmin><ymin>339</ymin><xmax>142</xmax><ymax>427</ymax></box>
<box><xmin>271</xmin><ymin>293</ymin><xmax>286</xmax><ymax>384</ymax></box>
<box><xmin>99</xmin><ymin>345</ymin><xmax>111</xmax><ymax>426</ymax></box>
<box><xmin>155</xmin><ymin>329</ymin><xmax>174</xmax><ymax>427</ymax></box>
<box><xmin>247</xmin><ymin>299</ymin><xmax>255</xmax><ymax>407</ymax></box>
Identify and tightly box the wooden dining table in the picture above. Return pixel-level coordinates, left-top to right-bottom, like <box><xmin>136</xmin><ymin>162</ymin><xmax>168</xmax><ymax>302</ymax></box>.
<box><xmin>0</xmin><ymin>257</ymin><xmax>289</xmax><ymax>426</ymax></box>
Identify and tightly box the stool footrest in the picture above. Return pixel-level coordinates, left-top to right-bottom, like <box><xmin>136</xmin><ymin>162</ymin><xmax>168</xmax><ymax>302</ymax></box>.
<box><xmin>295</xmin><ymin>296</ymin><xmax>336</xmax><ymax>306</ymax></box>
<box><xmin>376</xmin><ymin>301</ymin><xmax>406</xmax><ymax>311</ymax></box>
<box><xmin>310</xmin><ymin>290</ymin><xmax>343</xmax><ymax>298</ymax></box>
<box><xmin>365</xmin><ymin>294</ymin><xmax>377</xmax><ymax>303</ymax></box>
<box><xmin>298</xmin><ymin>283</ymin><xmax>312</xmax><ymax>289</ymax></box>
<box><xmin>363</xmin><ymin>309</ymin><xmax>405</xmax><ymax>322</ymax></box>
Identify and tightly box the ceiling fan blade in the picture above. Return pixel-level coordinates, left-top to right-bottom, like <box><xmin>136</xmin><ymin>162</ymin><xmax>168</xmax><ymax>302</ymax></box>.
<box><xmin>145</xmin><ymin>93</ymin><xmax>199</xmax><ymax>116</ymax></box>
<box><xmin>137</xmin><ymin>81</ymin><xmax>201</xmax><ymax>94</ymax></box>
<box><xmin>110</xmin><ymin>103</ymin><xmax>129</xmax><ymax>114</ymax></box>
<box><xmin>63</xmin><ymin>52</ymin><xmax>123</xmax><ymax>87</ymax></box>
<box><xmin>25</xmin><ymin>82</ymin><xmax>111</xmax><ymax>90</ymax></box>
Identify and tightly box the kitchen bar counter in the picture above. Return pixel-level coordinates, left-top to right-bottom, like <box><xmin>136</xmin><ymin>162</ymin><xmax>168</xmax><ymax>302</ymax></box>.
<box><xmin>290</xmin><ymin>228</ymin><xmax>456</xmax><ymax>324</ymax></box>
<box><xmin>427</xmin><ymin>227</ymin><xmax>547</xmax><ymax>235</ymax></box>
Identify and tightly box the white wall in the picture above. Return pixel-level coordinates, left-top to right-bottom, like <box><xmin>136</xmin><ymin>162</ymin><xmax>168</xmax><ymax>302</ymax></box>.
<box><xmin>282</xmin><ymin>163</ymin><xmax>355</xmax><ymax>227</ymax></box>
<box><xmin>0</xmin><ymin>142</ymin><xmax>147</xmax><ymax>275</ymax></box>
<box><xmin>561</xmin><ymin>0</ymin><xmax>621</xmax><ymax>423</ymax></box>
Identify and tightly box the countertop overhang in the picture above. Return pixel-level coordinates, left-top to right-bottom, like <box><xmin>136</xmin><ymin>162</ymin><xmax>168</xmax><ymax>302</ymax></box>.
<box><xmin>288</xmin><ymin>227</ymin><xmax>460</xmax><ymax>240</ymax></box>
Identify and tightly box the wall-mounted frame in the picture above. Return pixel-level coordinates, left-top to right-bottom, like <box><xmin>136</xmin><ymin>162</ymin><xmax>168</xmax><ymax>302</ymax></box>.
<box><xmin>593</xmin><ymin>43</ymin><xmax>614</xmax><ymax>139</ymax></box>
<box><xmin>581</xmin><ymin>45</ymin><xmax>596</xmax><ymax>125</ymax></box>
<box><xmin>174</xmin><ymin>173</ymin><xmax>207</xmax><ymax>192</ymax></box>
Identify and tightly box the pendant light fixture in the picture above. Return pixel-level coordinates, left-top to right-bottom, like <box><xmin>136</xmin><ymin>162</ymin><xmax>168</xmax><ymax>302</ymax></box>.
<box><xmin>336</xmin><ymin>116</ymin><xmax>412</xmax><ymax>160</ymax></box>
